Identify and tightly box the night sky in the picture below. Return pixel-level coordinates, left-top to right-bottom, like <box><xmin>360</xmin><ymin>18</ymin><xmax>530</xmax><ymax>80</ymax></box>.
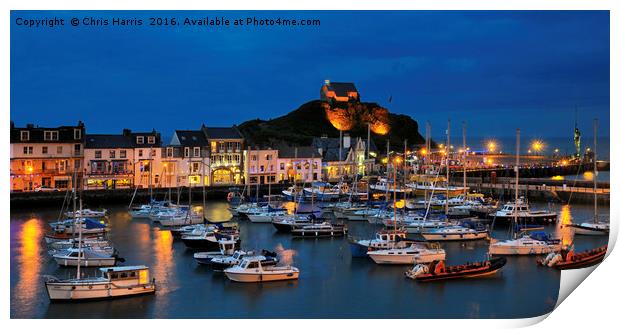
<box><xmin>10</xmin><ymin>11</ymin><xmax>610</xmax><ymax>142</ymax></box>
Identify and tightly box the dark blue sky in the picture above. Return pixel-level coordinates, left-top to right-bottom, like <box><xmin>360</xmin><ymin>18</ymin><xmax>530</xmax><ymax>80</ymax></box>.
<box><xmin>11</xmin><ymin>11</ymin><xmax>609</xmax><ymax>142</ymax></box>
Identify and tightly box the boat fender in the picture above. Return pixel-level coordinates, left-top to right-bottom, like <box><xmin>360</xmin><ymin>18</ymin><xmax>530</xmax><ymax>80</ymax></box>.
<box><xmin>227</xmin><ymin>192</ymin><xmax>234</xmax><ymax>202</ymax></box>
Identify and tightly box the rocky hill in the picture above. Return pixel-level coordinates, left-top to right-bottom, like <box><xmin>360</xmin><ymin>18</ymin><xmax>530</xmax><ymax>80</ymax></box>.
<box><xmin>238</xmin><ymin>100</ymin><xmax>426</xmax><ymax>153</ymax></box>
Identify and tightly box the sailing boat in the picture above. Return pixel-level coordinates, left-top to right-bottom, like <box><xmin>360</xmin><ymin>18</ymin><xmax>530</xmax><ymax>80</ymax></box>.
<box><xmin>422</xmin><ymin>121</ymin><xmax>489</xmax><ymax>242</ymax></box>
<box><xmin>569</xmin><ymin>119</ymin><xmax>610</xmax><ymax>235</ymax></box>
<box><xmin>46</xmin><ymin>172</ymin><xmax>156</xmax><ymax>301</ymax></box>
<box><xmin>489</xmin><ymin>129</ymin><xmax>563</xmax><ymax>255</ymax></box>
<box><xmin>367</xmin><ymin>152</ymin><xmax>445</xmax><ymax>264</ymax></box>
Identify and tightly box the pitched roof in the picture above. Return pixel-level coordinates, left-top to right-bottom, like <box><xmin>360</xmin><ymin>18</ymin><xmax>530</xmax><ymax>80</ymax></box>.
<box><xmin>312</xmin><ymin>137</ymin><xmax>351</xmax><ymax>162</ymax></box>
<box><xmin>10</xmin><ymin>122</ymin><xmax>85</xmax><ymax>143</ymax></box>
<box><xmin>85</xmin><ymin>134</ymin><xmax>133</xmax><ymax>148</ymax></box>
<box><xmin>202</xmin><ymin>126</ymin><xmax>244</xmax><ymax>140</ymax></box>
<box><xmin>278</xmin><ymin>146</ymin><xmax>319</xmax><ymax>158</ymax></box>
<box><xmin>174</xmin><ymin>130</ymin><xmax>208</xmax><ymax>147</ymax></box>
<box><xmin>325</xmin><ymin>82</ymin><xmax>358</xmax><ymax>97</ymax></box>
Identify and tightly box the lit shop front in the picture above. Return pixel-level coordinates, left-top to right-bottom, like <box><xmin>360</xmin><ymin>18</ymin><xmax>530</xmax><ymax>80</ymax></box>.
<box><xmin>85</xmin><ymin>177</ymin><xmax>132</xmax><ymax>189</ymax></box>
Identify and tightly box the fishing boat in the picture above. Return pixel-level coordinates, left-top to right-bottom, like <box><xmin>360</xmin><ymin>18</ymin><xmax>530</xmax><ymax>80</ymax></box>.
<box><xmin>538</xmin><ymin>245</ymin><xmax>607</xmax><ymax>269</ymax></box>
<box><xmin>367</xmin><ymin>244</ymin><xmax>446</xmax><ymax>265</ymax></box>
<box><xmin>291</xmin><ymin>222</ymin><xmax>347</xmax><ymax>238</ymax></box>
<box><xmin>224</xmin><ymin>256</ymin><xmax>300</xmax><ymax>282</ymax></box>
<box><xmin>568</xmin><ymin>119</ymin><xmax>610</xmax><ymax>235</ymax></box>
<box><xmin>45</xmin><ymin>265</ymin><xmax>156</xmax><ymax>301</ymax></box>
<box><xmin>421</xmin><ymin>222</ymin><xmax>489</xmax><ymax>242</ymax></box>
<box><xmin>405</xmin><ymin>257</ymin><xmax>507</xmax><ymax>281</ymax></box>
<box><xmin>348</xmin><ymin>229</ymin><xmax>409</xmax><ymax>257</ymax></box>
<box><xmin>211</xmin><ymin>250</ymin><xmax>278</xmax><ymax>271</ymax></box>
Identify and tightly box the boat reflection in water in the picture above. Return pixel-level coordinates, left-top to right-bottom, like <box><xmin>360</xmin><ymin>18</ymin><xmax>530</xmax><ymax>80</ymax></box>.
<box><xmin>14</xmin><ymin>218</ymin><xmax>43</xmax><ymax>316</ymax></box>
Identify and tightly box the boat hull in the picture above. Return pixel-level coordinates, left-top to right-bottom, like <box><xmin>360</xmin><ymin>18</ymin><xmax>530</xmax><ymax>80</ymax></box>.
<box><xmin>224</xmin><ymin>270</ymin><xmax>299</xmax><ymax>282</ymax></box>
<box><xmin>54</xmin><ymin>257</ymin><xmax>117</xmax><ymax>267</ymax></box>
<box><xmin>568</xmin><ymin>224</ymin><xmax>609</xmax><ymax>236</ymax></box>
<box><xmin>410</xmin><ymin>257</ymin><xmax>507</xmax><ymax>282</ymax></box>
<box><xmin>421</xmin><ymin>231</ymin><xmax>489</xmax><ymax>241</ymax></box>
<box><xmin>46</xmin><ymin>281</ymin><xmax>155</xmax><ymax>301</ymax></box>
<box><xmin>489</xmin><ymin>244</ymin><xmax>561</xmax><ymax>256</ymax></box>
<box><xmin>368</xmin><ymin>252</ymin><xmax>445</xmax><ymax>265</ymax></box>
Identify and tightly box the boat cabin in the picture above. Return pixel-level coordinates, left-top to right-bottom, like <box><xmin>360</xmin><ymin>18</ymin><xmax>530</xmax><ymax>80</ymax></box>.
<box><xmin>99</xmin><ymin>265</ymin><xmax>152</xmax><ymax>286</ymax></box>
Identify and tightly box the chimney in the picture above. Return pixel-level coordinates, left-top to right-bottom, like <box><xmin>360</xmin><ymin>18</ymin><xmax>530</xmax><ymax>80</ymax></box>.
<box><xmin>122</xmin><ymin>129</ymin><xmax>131</xmax><ymax>137</ymax></box>
<box><xmin>343</xmin><ymin>134</ymin><xmax>351</xmax><ymax>149</ymax></box>
<box><xmin>26</xmin><ymin>123</ymin><xmax>34</xmax><ymax>129</ymax></box>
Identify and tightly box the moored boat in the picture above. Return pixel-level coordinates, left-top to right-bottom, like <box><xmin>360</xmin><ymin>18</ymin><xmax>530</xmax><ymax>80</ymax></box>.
<box><xmin>224</xmin><ymin>256</ymin><xmax>300</xmax><ymax>282</ymax></box>
<box><xmin>45</xmin><ymin>265</ymin><xmax>156</xmax><ymax>301</ymax></box>
<box><xmin>367</xmin><ymin>244</ymin><xmax>446</xmax><ymax>265</ymax></box>
<box><xmin>405</xmin><ymin>257</ymin><xmax>507</xmax><ymax>281</ymax></box>
<box><xmin>538</xmin><ymin>245</ymin><xmax>607</xmax><ymax>270</ymax></box>
<box><xmin>291</xmin><ymin>222</ymin><xmax>347</xmax><ymax>238</ymax></box>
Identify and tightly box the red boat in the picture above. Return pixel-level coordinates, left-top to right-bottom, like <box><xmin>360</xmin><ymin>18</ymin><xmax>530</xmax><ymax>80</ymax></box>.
<box><xmin>405</xmin><ymin>257</ymin><xmax>507</xmax><ymax>282</ymax></box>
<box><xmin>538</xmin><ymin>245</ymin><xmax>607</xmax><ymax>270</ymax></box>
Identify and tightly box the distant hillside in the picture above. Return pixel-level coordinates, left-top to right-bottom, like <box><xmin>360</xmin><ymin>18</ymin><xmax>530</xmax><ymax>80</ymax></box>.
<box><xmin>238</xmin><ymin>100</ymin><xmax>426</xmax><ymax>153</ymax></box>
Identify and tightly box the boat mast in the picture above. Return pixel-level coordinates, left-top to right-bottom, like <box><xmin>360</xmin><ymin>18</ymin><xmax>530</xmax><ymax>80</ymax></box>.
<box><xmin>366</xmin><ymin>124</ymin><xmax>371</xmax><ymax>202</ymax></box>
<box><xmin>593</xmin><ymin>118</ymin><xmax>598</xmax><ymax>222</ymax></box>
<box><xmin>403</xmin><ymin>139</ymin><xmax>408</xmax><ymax>204</ymax></box>
<box><xmin>445</xmin><ymin>119</ymin><xmax>450</xmax><ymax>216</ymax></box>
<box><xmin>393</xmin><ymin>155</ymin><xmax>397</xmax><ymax>233</ymax></box>
<box><xmin>385</xmin><ymin>139</ymin><xmax>390</xmax><ymax>203</ymax></box>
<box><xmin>76</xmin><ymin>198</ymin><xmax>84</xmax><ymax>280</ymax></box>
<box><xmin>514</xmin><ymin>128</ymin><xmax>520</xmax><ymax>239</ymax></box>
<box><xmin>462</xmin><ymin>121</ymin><xmax>467</xmax><ymax>196</ymax></box>
<box><xmin>149</xmin><ymin>145</ymin><xmax>153</xmax><ymax>202</ymax></box>
<box><xmin>202</xmin><ymin>149</ymin><xmax>206</xmax><ymax>220</ymax></box>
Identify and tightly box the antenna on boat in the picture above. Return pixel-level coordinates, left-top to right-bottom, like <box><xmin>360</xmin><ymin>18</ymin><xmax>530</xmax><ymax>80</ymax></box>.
<box><xmin>593</xmin><ymin>118</ymin><xmax>598</xmax><ymax>223</ymax></box>
<box><xmin>445</xmin><ymin>119</ymin><xmax>450</xmax><ymax>216</ymax></box>
<box><xmin>514</xmin><ymin>128</ymin><xmax>520</xmax><ymax>239</ymax></box>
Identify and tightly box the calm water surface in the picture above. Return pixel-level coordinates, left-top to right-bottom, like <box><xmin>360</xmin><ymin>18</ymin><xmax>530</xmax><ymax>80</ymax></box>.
<box><xmin>10</xmin><ymin>200</ymin><xmax>609</xmax><ymax>319</ymax></box>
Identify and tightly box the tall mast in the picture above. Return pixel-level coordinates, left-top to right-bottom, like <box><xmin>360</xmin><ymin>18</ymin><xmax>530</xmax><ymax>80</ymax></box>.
<box><xmin>514</xmin><ymin>128</ymin><xmax>520</xmax><ymax>238</ymax></box>
<box><xmin>339</xmin><ymin>130</ymin><xmax>343</xmax><ymax>180</ymax></box>
<box><xmin>462</xmin><ymin>121</ymin><xmax>467</xmax><ymax>196</ymax></box>
<box><xmin>76</xmin><ymin>198</ymin><xmax>84</xmax><ymax>280</ymax></box>
<box><xmin>202</xmin><ymin>148</ymin><xmax>206</xmax><ymax>219</ymax></box>
<box><xmin>385</xmin><ymin>139</ymin><xmax>390</xmax><ymax>203</ymax></box>
<box><xmin>393</xmin><ymin>158</ymin><xmax>397</xmax><ymax>233</ymax></box>
<box><xmin>149</xmin><ymin>145</ymin><xmax>153</xmax><ymax>201</ymax></box>
<box><xmin>366</xmin><ymin>123</ymin><xmax>371</xmax><ymax>176</ymax></box>
<box><xmin>255</xmin><ymin>149</ymin><xmax>259</xmax><ymax>204</ymax></box>
<box><xmin>593</xmin><ymin>119</ymin><xmax>598</xmax><ymax>222</ymax></box>
<box><xmin>445</xmin><ymin>119</ymin><xmax>450</xmax><ymax>216</ymax></box>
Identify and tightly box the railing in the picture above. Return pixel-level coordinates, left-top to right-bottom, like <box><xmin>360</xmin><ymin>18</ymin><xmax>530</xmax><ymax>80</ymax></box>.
<box><xmin>88</xmin><ymin>170</ymin><xmax>133</xmax><ymax>175</ymax></box>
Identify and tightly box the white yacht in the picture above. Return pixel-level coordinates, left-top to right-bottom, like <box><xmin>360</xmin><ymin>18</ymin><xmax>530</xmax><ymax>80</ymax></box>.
<box><xmin>247</xmin><ymin>210</ymin><xmax>287</xmax><ymax>223</ymax></box>
<box><xmin>46</xmin><ymin>265</ymin><xmax>156</xmax><ymax>301</ymax></box>
<box><xmin>421</xmin><ymin>224</ymin><xmax>489</xmax><ymax>241</ymax></box>
<box><xmin>489</xmin><ymin>234</ymin><xmax>562</xmax><ymax>255</ymax></box>
<box><xmin>224</xmin><ymin>256</ymin><xmax>300</xmax><ymax>282</ymax></box>
<box><xmin>65</xmin><ymin>208</ymin><xmax>108</xmax><ymax>218</ymax></box>
<box><xmin>53</xmin><ymin>247</ymin><xmax>118</xmax><ymax>267</ymax></box>
<box><xmin>367</xmin><ymin>245</ymin><xmax>446</xmax><ymax>265</ymax></box>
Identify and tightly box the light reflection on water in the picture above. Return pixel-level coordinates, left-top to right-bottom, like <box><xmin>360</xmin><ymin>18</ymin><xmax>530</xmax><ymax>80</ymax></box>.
<box><xmin>14</xmin><ymin>218</ymin><xmax>43</xmax><ymax>316</ymax></box>
<box><xmin>556</xmin><ymin>205</ymin><xmax>574</xmax><ymax>246</ymax></box>
<box><xmin>10</xmin><ymin>200</ymin><xmax>609</xmax><ymax>319</ymax></box>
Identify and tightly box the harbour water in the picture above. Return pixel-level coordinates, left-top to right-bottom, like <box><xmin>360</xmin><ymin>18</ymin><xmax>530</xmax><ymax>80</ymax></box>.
<box><xmin>10</xmin><ymin>200</ymin><xmax>609</xmax><ymax>319</ymax></box>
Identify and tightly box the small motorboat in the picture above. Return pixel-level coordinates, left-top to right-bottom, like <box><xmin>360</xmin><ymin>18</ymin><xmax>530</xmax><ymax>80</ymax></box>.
<box><xmin>211</xmin><ymin>250</ymin><xmax>278</xmax><ymax>271</ymax></box>
<box><xmin>291</xmin><ymin>222</ymin><xmax>347</xmax><ymax>238</ymax></box>
<box><xmin>538</xmin><ymin>245</ymin><xmax>607</xmax><ymax>270</ymax></box>
<box><xmin>182</xmin><ymin>230</ymin><xmax>239</xmax><ymax>250</ymax></box>
<box><xmin>405</xmin><ymin>257</ymin><xmax>507</xmax><ymax>282</ymax></box>
<box><xmin>348</xmin><ymin>229</ymin><xmax>409</xmax><ymax>257</ymax></box>
<box><xmin>247</xmin><ymin>210</ymin><xmax>287</xmax><ymax>223</ymax></box>
<box><xmin>272</xmin><ymin>215</ymin><xmax>313</xmax><ymax>233</ymax></box>
<box><xmin>170</xmin><ymin>224</ymin><xmax>207</xmax><ymax>238</ymax></box>
<box><xmin>367</xmin><ymin>244</ymin><xmax>446</xmax><ymax>265</ymax></box>
<box><xmin>421</xmin><ymin>222</ymin><xmax>489</xmax><ymax>242</ymax></box>
<box><xmin>45</xmin><ymin>265</ymin><xmax>156</xmax><ymax>301</ymax></box>
<box><xmin>193</xmin><ymin>239</ymin><xmax>239</xmax><ymax>265</ymax></box>
<box><xmin>567</xmin><ymin>222</ymin><xmax>610</xmax><ymax>236</ymax></box>
<box><xmin>224</xmin><ymin>256</ymin><xmax>300</xmax><ymax>282</ymax></box>
<box><xmin>53</xmin><ymin>247</ymin><xmax>120</xmax><ymax>267</ymax></box>
<box><xmin>489</xmin><ymin>233</ymin><xmax>562</xmax><ymax>256</ymax></box>
<box><xmin>490</xmin><ymin>198</ymin><xmax>557</xmax><ymax>224</ymax></box>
